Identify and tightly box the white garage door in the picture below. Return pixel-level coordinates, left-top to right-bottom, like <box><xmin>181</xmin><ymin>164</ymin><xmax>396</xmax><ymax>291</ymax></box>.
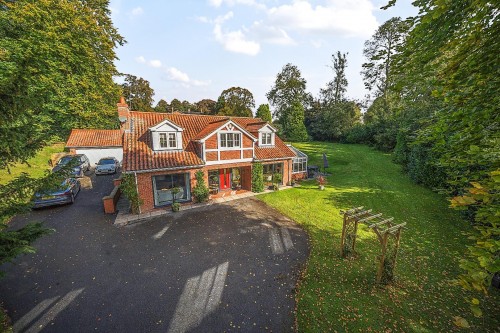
<box><xmin>75</xmin><ymin>148</ymin><xmax>123</xmax><ymax>165</ymax></box>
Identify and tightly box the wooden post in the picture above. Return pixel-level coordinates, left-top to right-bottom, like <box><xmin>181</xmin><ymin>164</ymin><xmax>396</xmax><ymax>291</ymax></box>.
<box><xmin>340</xmin><ymin>213</ymin><xmax>347</xmax><ymax>257</ymax></box>
<box><xmin>376</xmin><ymin>233</ymin><xmax>389</xmax><ymax>284</ymax></box>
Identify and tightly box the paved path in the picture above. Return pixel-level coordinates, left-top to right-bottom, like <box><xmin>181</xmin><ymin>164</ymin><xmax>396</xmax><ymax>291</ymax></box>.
<box><xmin>0</xmin><ymin>174</ymin><xmax>308</xmax><ymax>333</ymax></box>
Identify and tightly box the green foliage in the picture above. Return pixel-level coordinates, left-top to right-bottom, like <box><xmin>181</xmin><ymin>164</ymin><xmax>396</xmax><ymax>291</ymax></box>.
<box><xmin>307</xmin><ymin>52</ymin><xmax>360</xmax><ymax>141</ymax></box>
<box><xmin>0</xmin><ymin>223</ymin><xmax>53</xmax><ymax>277</ymax></box>
<box><xmin>121</xmin><ymin>74</ymin><xmax>155</xmax><ymax>112</ymax></box>
<box><xmin>451</xmin><ymin>171</ymin><xmax>500</xmax><ymax>313</ymax></box>
<box><xmin>308</xmin><ymin>101</ymin><xmax>361</xmax><ymax>141</ymax></box>
<box><xmin>251</xmin><ymin>163</ymin><xmax>264</xmax><ymax>193</ymax></box>
<box><xmin>0</xmin><ymin>169</ymin><xmax>69</xmax><ymax>276</ymax></box>
<box><xmin>255</xmin><ymin>104</ymin><xmax>272</xmax><ymax>123</ymax></box>
<box><xmin>192</xmin><ymin>170</ymin><xmax>209</xmax><ymax>203</ymax></box>
<box><xmin>321</xmin><ymin>51</ymin><xmax>348</xmax><ymax>104</ymax></box>
<box><xmin>266</xmin><ymin>63</ymin><xmax>311</xmax><ymax>119</ymax></box>
<box><xmin>171</xmin><ymin>202</ymin><xmax>181</xmax><ymax>212</ymax></box>
<box><xmin>154</xmin><ymin>99</ymin><xmax>169</xmax><ymax>113</ymax></box>
<box><xmin>0</xmin><ymin>0</ymin><xmax>124</xmax><ymax>169</ymax></box>
<box><xmin>196</xmin><ymin>99</ymin><xmax>216</xmax><ymax>114</ymax></box>
<box><xmin>272</xmin><ymin>172</ymin><xmax>282</xmax><ymax>191</ymax></box>
<box><xmin>215</xmin><ymin>87</ymin><xmax>255</xmax><ymax>117</ymax></box>
<box><xmin>361</xmin><ymin>17</ymin><xmax>408</xmax><ymax>100</ymax></box>
<box><xmin>280</xmin><ymin>101</ymin><xmax>308</xmax><ymax>142</ymax></box>
<box><xmin>120</xmin><ymin>174</ymin><xmax>142</xmax><ymax>214</ymax></box>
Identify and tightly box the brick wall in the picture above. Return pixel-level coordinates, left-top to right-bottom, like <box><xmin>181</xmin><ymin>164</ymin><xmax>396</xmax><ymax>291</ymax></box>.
<box><xmin>206</xmin><ymin>151</ymin><xmax>218</xmax><ymax>161</ymax></box>
<box><xmin>206</xmin><ymin>134</ymin><xmax>218</xmax><ymax>149</ymax></box>
<box><xmin>243</xmin><ymin>150</ymin><xmax>253</xmax><ymax>158</ymax></box>
<box><xmin>220</xmin><ymin>150</ymin><xmax>241</xmax><ymax>160</ymax></box>
<box><xmin>242</xmin><ymin>135</ymin><xmax>253</xmax><ymax>148</ymax></box>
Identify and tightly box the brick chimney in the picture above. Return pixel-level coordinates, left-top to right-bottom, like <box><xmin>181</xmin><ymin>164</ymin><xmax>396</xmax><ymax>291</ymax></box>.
<box><xmin>117</xmin><ymin>96</ymin><xmax>129</xmax><ymax>122</ymax></box>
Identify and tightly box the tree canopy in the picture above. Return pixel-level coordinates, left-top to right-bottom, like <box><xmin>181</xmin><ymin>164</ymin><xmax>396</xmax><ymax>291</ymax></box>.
<box><xmin>215</xmin><ymin>87</ymin><xmax>255</xmax><ymax>117</ymax></box>
<box><xmin>121</xmin><ymin>74</ymin><xmax>155</xmax><ymax>112</ymax></box>
<box><xmin>0</xmin><ymin>0</ymin><xmax>124</xmax><ymax>169</ymax></box>
<box><xmin>256</xmin><ymin>104</ymin><xmax>272</xmax><ymax>123</ymax></box>
<box><xmin>266</xmin><ymin>63</ymin><xmax>310</xmax><ymax>119</ymax></box>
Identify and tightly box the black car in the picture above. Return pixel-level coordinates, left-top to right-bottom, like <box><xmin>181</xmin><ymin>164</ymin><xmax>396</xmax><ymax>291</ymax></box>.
<box><xmin>52</xmin><ymin>154</ymin><xmax>90</xmax><ymax>178</ymax></box>
<box><xmin>32</xmin><ymin>178</ymin><xmax>81</xmax><ymax>208</ymax></box>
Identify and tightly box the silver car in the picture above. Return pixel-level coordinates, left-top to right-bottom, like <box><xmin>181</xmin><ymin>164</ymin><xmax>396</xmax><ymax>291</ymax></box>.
<box><xmin>95</xmin><ymin>157</ymin><xmax>120</xmax><ymax>175</ymax></box>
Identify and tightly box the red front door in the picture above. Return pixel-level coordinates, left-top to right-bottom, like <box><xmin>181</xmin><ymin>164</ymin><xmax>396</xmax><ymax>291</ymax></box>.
<box><xmin>219</xmin><ymin>169</ymin><xmax>231</xmax><ymax>190</ymax></box>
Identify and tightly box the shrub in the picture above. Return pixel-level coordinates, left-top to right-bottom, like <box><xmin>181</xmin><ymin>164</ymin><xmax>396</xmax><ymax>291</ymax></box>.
<box><xmin>192</xmin><ymin>170</ymin><xmax>209</xmax><ymax>202</ymax></box>
<box><xmin>252</xmin><ymin>163</ymin><xmax>264</xmax><ymax>193</ymax></box>
<box><xmin>120</xmin><ymin>174</ymin><xmax>143</xmax><ymax>214</ymax></box>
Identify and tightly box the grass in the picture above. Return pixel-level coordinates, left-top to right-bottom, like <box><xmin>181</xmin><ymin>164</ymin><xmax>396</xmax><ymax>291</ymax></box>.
<box><xmin>259</xmin><ymin>142</ymin><xmax>499</xmax><ymax>332</ymax></box>
<box><xmin>0</xmin><ymin>143</ymin><xmax>65</xmax><ymax>185</ymax></box>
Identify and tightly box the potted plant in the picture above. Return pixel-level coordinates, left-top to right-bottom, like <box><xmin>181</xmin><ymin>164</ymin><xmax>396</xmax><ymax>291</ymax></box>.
<box><xmin>171</xmin><ymin>186</ymin><xmax>182</xmax><ymax>212</ymax></box>
<box><xmin>316</xmin><ymin>175</ymin><xmax>327</xmax><ymax>190</ymax></box>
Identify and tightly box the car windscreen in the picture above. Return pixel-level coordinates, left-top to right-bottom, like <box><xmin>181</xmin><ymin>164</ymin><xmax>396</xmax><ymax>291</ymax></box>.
<box><xmin>98</xmin><ymin>159</ymin><xmax>115</xmax><ymax>165</ymax></box>
<box><xmin>57</xmin><ymin>156</ymin><xmax>75</xmax><ymax>165</ymax></box>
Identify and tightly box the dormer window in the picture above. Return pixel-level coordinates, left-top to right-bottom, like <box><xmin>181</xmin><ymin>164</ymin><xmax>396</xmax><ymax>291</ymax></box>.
<box><xmin>261</xmin><ymin>133</ymin><xmax>273</xmax><ymax>145</ymax></box>
<box><xmin>149</xmin><ymin>119</ymin><xmax>183</xmax><ymax>151</ymax></box>
<box><xmin>220</xmin><ymin>132</ymin><xmax>241</xmax><ymax>148</ymax></box>
<box><xmin>160</xmin><ymin>133</ymin><xmax>177</xmax><ymax>149</ymax></box>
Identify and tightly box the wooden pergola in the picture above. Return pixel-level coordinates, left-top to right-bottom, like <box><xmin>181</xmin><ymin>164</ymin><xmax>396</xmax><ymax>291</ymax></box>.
<box><xmin>340</xmin><ymin>207</ymin><xmax>407</xmax><ymax>284</ymax></box>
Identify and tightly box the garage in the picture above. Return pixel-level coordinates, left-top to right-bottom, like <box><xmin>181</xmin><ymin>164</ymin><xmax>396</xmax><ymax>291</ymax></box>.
<box><xmin>66</xmin><ymin>129</ymin><xmax>123</xmax><ymax>165</ymax></box>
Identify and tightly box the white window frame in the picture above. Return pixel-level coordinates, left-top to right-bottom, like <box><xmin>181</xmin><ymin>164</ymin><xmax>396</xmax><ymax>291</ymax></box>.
<box><xmin>156</xmin><ymin>131</ymin><xmax>181</xmax><ymax>150</ymax></box>
<box><xmin>261</xmin><ymin>133</ymin><xmax>273</xmax><ymax>146</ymax></box>
<box><xmin>219</xmin><ymin>132</ymin><xmax>241</xmax><ymax>149</ymax></box>
<box><xmin>292</xmin><ymin>157</ymin><xmax>307</xmax><ymax>173</ymax></box>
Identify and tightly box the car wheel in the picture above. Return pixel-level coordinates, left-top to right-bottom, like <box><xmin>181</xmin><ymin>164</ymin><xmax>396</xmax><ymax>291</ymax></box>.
<box><xmin>70</xmin><ymin>192</ymin><xmax>75</xmax><ymax>204</ymax></box>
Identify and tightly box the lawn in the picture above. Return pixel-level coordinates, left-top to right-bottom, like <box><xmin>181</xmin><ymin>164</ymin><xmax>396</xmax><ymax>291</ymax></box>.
<box><xmin>0</xmin><ymin>143</ymin><xmax>65</xmax><ymax>185</ymax></box>
<box><xmin>259</xmin><ymin>142</ymin><xmax>499</xmax><ymax>332</ymax></box>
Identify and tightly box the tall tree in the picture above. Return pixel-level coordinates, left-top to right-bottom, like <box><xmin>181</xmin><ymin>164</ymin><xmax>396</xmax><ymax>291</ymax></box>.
<box><xmin>321</xmin><ymin>51</ymin><xmax>348</xmax><ymax>103</ymax></box>
<box><xmin>215</xmin><ymin>87</ymin><xmax>255</xmax><ymax>117</ymax></box>
<box><xmin>281</xmin><ymin>101</ymin><xmax>308</xmax><ymax>142</ymax></box>
<box><xmin>266</xmin><ymin>63</ymin><xmax>310</xmax><ymax>119</ymax></box>
<box><xmin>196</xmin><ymin>99</ymin><xmax>216</xmax><ymax>114</ymax></box>
<box><xmin>308</xmin><ymin>52</ymin><xmax>359</xmax><ymax>141</ymax></box>
<box><xmin>170</xmin><ymin>99</ymin><xmax>183</xmax><ymax>112</ymax></box>
<box><xmin>121</xmin><ymin>74</ymin><xmax>154</xmax><ymax>112</ymax></box>
<box><xmin>255</xmin><ymin>104</ymin><xmax>272</xmax><ymax>123</ymax></box>
<box><xmin>0</xmin><ymin>0</ymin><xmax>124</xmax><ymax>169</ymax></box>
<box><xmin>154</xmin><ymin>99</ymin><xmax>169</xmax><ymax>113</ymax></box>
<box><xmin>361</xmin><ymin>17</ymin><xmax>408</xmax><ymax>104</ymax></box>
<box><xmin>267</xmin><ymin>63</ymin><xmax>310</xmax><ymax>140</ymax></box>
<box><xmin>0</xmin><ymin>0</ymin><xmax>123</xmax><ymax>274</ymax></box>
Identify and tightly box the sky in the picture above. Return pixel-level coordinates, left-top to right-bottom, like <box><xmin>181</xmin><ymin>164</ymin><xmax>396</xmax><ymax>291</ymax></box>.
<box><xmin>110</xmin><ymin>0</ymin><xmax>418</xmax><ymax>111</ymax></box>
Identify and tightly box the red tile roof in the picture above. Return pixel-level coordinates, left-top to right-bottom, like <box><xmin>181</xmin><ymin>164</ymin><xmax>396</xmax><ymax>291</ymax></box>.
<box><xmin>66</xmin><ymin>129</ymin><xmax>122</xmax><ymax>148</ymax></box>
<box><xmin>122</xmin><ymin>112</ymin><xmax>296</xmax><ymax>172</ymax></box>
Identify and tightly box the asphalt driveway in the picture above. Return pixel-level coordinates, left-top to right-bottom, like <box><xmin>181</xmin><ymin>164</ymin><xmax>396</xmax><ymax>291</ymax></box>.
<box><xmin>0</xmin><ymin>173</ymin><xmax>308</xmax><ymax>332</ymax></box>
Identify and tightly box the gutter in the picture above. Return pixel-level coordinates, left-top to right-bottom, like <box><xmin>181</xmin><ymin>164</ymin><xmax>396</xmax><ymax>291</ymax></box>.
<box><xmin>134</xmin><ymin>171</ymin><xmax>141</xmax><ymax>214</ymax></box>
<box><xmin>254</xmin><ymin>157</ymin><xmax>294</xmax><ymax>162</ymax></box>
<box><xmin>122</xmin><ymin>164</ymin><xmax>205</xmax><ymax>174</ymax></box>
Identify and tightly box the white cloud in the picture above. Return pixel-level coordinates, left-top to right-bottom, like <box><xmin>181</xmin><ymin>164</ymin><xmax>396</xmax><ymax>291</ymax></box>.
<box><xmin>267</xmin><ymin>0</ymin><xmax>378</xmax><ymax>38</ymax></box>
<box><xmin>135</xmin><ymin>55</ymin><xmax>146</xmax><ymax>63</ymax></box>
<box><xmin>131</xmin><ymin>6</ymin><xmax>143</xmax><ymax>16</ymax></box>
<box><xmin>208</xmin><ymin>0</ymin><xmax>223</xmax><ymax>7</ymax></box>
<box><xmin>165</xmin><ymin>67</ymin><xmax>190</xmax><ymax>83</ymax></box>
<box><xmin>213</xmin><ymin>24</ymin><xmax>261</xmax><ymax>56</ymax></box>
<box><xmin>208</xmin><ymin>0</ymin><xmax>265</xmax><ymax>10</ymax></box>
<box><xmin>211</xmin><ymin>12</ymin><xmax>260</xmax><ymax>56</ymax></box>
<box><xmin>202</xmin><ymin>0</ymin><xmax>377</xmax><ymax>55</ymax></box>
<box><xmin>149</xmin><ymin>60</ymin><xmax>162</xmax><ymax>68</ymax></box>
<box><xmin>135</xmin><ymin>56</ymin><xmax>208</xmax><ymax>88</ymax></box>
<box><xmin>250</xmin><ymin>21</ymin><xmax>295</xmax><ymax>45</ymax></box>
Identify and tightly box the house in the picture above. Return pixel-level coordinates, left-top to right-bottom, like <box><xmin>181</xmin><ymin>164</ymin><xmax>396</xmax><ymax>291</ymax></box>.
<box><xmin>65</xmin><ymin>129</ymin><xmax>123</xmax><ymax>165</ymax></box>
<box><xmin>67</xmin><ymin>98</ymin><xmax>308</xmax><ymax>213</ymax></box>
